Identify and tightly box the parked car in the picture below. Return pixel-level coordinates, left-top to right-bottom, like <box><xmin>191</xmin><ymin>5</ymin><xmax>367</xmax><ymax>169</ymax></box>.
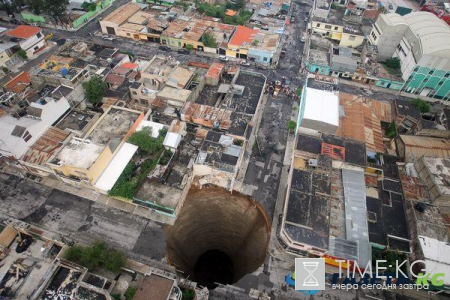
<box><xmin>159</xmin><ymin>45</ymin><xmax>172</xmax><ymax>52</ymax></box>
<box><xmin>304</xmin><ymin>17</ymin><xmax>308</xmax><ymax>22</ymax></box>
<box><xmin>290</xmin><ymin>17</ymin><xmax>295</xmax><ymax>23</ymax></box>
<box><xmin>219</xmin><ymin>55</ymin><xmax>229</xmax><ymax>62</ymax></box>
<box><xmin>56</xmin><ymin>39</ymin><xmax>66</xmax><ymax>46</ymax></box>
<box><xmin>240</xmin><ymin>60</ymin><xmax>250</xmax><ymax>66</ymax></box>
<box><xmin>102</xmin><ymin>35</ymin><xmax>114</xmax><ymax>41</ymax></box>
<box><xmin>256</xmin><ymin>65</ymin><xmax>267</xmax><ymax>70</ymax></box>
<box><xmin>178</xmin><ymin>48</ymin><xmax>189</xmax><ymax>55</ymax></box>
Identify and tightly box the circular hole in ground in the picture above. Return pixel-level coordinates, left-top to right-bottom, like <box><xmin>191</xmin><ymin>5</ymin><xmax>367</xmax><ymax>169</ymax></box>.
<box><xmin>165</xmin><ymin>185</ymin><xmax>271</xmax><ymax>289</ymax></box>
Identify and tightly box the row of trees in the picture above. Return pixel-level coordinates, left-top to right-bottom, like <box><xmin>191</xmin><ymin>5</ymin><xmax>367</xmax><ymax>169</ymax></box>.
<box><xmin>0</xmin><ymin>0</ymin><xmax>94</xmax><ymax>17</ymax></box>
<box><xmin>195</xmin><ymin>1</ymin><xmax>252</xmax><ymax>25</ymax></box>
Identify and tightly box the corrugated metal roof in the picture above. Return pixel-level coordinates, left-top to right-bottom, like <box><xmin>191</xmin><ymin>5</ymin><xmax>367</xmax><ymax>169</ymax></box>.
<box><xmin>400</xmin><ymin>135</ymin><xmax>450</xmax><ymax>162</ymax></box>
<box><xmin>342</xmin><ymin>169</ymin><xmax>371</xmax><ymax>266</ymax></box>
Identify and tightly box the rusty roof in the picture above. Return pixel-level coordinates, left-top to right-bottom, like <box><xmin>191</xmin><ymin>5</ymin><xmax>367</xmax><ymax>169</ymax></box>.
<box><xmin>4</xmin><ymin>71</ymin><xmax>31</xmax><ymax>94</ymax></box>
<box><xmin>400</xmin><ymin>135</ymin><xmax>450</xmax><ymax>162</ymax></box>
<box><xmin>102</xmin><ymin>2</ymin><xmax>141</xmax><ymax>25</ymax></box>
<box><xmin>22</xmin><ymin>127</ymin><xmax>70</xmax><ymax>164</ymax></box>
<box><xmin>206</xmin><ymin>62</ymin><xmax>225</xmax><ymax>79</ymax></box>
<box><xmin>105</xmin><ymin>73</ymin><xmax>125</xmax><ymax>86</ymax></box>
<box><xmin>336</xmin><ymin>93</ymin><xmax>391</xmax><ymax>153</ymax></box>
<box><xmin>133</xmin><ymin>274</ymin><xmax>174</xmax><ymax>300</ymax></box>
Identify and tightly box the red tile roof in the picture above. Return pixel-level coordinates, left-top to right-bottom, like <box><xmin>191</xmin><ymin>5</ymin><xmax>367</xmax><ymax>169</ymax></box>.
<box><xmin>206</xmin><ymin>63</ymin><xmax>225</xmax><ymax>79</ymax></box>
<box><xmin>6</xmin><ymin>25</ymin><xmax>41</xmax><ymax>39</ymax></box>
<box><xmin>229</xmin><ymin>26</ymin><xmax>258</xmax><ymax>47</ymax></box>
<box><xmin>4</xmin><ymin>71</ymin><xmax>31</xmax><ymax>93</ymax></box>
<box><xmin>226</xmin><ymin>9</ymin><xmax>237</xmax><ymax>16</ymax></box>
<box><xmin>121</xmin><ymin>62</ymin><xmax>138</xmax><ymax>69</ymax></box>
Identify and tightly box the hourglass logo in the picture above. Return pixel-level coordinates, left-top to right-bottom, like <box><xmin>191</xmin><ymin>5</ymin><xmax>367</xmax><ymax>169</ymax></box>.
<box><xmin>295</xmin><ymin>258</ymin><xmax>325</xmax><ymax>290</ymax></box>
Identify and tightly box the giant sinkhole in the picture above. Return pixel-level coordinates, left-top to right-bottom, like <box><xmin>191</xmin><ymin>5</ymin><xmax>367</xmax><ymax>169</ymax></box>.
<box><xmin>165</xmin><ymin>185</ymin><xmax>271</xmax><ymax>289</ymax></box>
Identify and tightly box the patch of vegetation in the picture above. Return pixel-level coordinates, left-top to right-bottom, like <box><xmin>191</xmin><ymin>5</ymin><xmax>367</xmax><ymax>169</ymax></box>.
<box><xmin>124</xmin><ymin>287</ymin><xmax>138</xmax><ymax>300</ymax></box>
<box><xmin>288</xmin><ymin>120</ymin><xmax>297</xmax><ymax>133</ymax></box>
<box><xmin>109</xmin><ymin>128</ymin><xmax>168</xmax><ymax>199</ymax></box>
<box><xmin>174</xmin><ymin>0</ymin><xmax>190</xmax><ymax>11</ymax></box>
<box><xmin>382</xmin><ymin>57</ymin><xmax>400</xmax><ymax>70</ymax></box>
<box><xmin>409</xmin><ymin>98</ymin><xmax>430</xmax><ymax>113</ymax></box>
<box><xmin>159</xmin><ymin>149</ymin><xmax>173</xmax><ymax>165</ymax></box>
<box><xmin>111</xmin><ymin>294</ymin><xmax>121</xmax><ymax>300</ymax></box>
<box><xmin>233</xmin><ymin>139</ymin><xmax>244</xmax><ymax>146</ymax></box>
<box><xmin>201</xmin><ymin>32</ymin><xmax>218</xmax><ymax>48</ymax></box>
<box><xmin>185</xmin><ymin>44</ymin><xmax>194</xmax><ymax>51</ymax></box>
<box><xmin>385</xmin><ymin>121</ymin><xmax>397</xmax><ymax>139</ymax></box>
<box><xmin>331</xmin><ymin>2</ymin><xmax>338</xmax><ymax>9</ymax></box>
<box><xmin>82</xmin><ymin>1</ymin><xmax>97</xmax><ymax>11</ymax></box>
<box><xmin>64</xmin><ymin>241</ymin><xmax>126</xmax><ymax>272</ymax></box>
<box><xmin>128</xmin><ymin>127</ymin><xmax>165</xmax><ymax>155</ymax></box>
<box><xmin>26</xmin><ymin>0</ymin><xmax>68</xmax><ymax>16</ymax></box>
<box><xmin>2</xmin><ymin>67</ymin><xmax>9</xmax><ymax>73</ymax></box>
<box><xmin>252</xmin><ymin>39</ymin><xmax>259</xmax><ymax>46</ymax></box>
<box><xmin>182</xmin><ymin>288</ymin><xmax>195</xmax><ymax>300</ymax></box>
<box><xmin>82</xmin><ymin>76</ymin><xmax>107</xmax><ymax>105</ymax></box>
<box><xmin>17</xmin><ymin>49</ymin><xmax>27</xmax><ymax>59</ymax></box>
<box><xmin>196</xmin><ymin>1</ymin><xmax>252</xmax><ymax>25</ymax></box>
<box><xmin>372</xmin><ymin>248</ymin><xmax>407</xmax><ymax>274</ymax></box>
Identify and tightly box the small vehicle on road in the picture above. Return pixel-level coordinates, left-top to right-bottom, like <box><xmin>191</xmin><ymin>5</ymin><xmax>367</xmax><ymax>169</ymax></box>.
<box><xmin>256</xmin><ymin>65</ymin><xmax>267</xmax><ymax>70</ymax></box>
<box><xmin>177</xmin><ymin>48</ymin><xmax>189</xmax><ymax>55</ymax></box>
<box><xmin>159</xmin><ymin>45</ymin><xmax>172</xmax><ymax>52</ymax></box>
<box><xmin>219</xmin><ymin>55</ymin><xmax>229</xmax><ymax>61</ymax></box>
<box><xmin>240</xmin><ymin>60</ymin><xmax>250</xmax><ymax>66</ymax></box>
<box><xmin>102</xmin><ymin>35</ymin><xmax>114</xmax><ymax>41</ymax></box>
<box><xmin>291</xmin><ymin>17</ymin><xmax>295</xmax><ymax>23</ymax></box>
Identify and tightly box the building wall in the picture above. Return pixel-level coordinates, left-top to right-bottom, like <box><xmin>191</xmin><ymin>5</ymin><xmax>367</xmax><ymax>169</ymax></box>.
<box><xmin>248</xmin><ymin>48</ymin><xmax>274</xmax><ymax>65</ymax></box>
<box><xmin>311</xmin><ymin>21</ymin><xmax>343</xmax><ymax>39</ymax></box>
<box><xmin>0</xmin><ymin>49</ymin><xmax>12</xmax><ymax>69</ymax></box>
<box><xmin>20</xmin><ymin>32</ymin><xmax>46</xmax><ymax>56</ymax></box>
<box><xmin>375</xmin><ymin>78</ymin><xmax>404</xmax><ymax>90</ymax></box>
<box><xmin>20</xmin><ymin>12</ymin><xmax>46</xmax><ymax>23</ymax></box>
<box><xmin>394</xmin><ymin>36</ymin><xmax>417</xmax><ymax>80</ymax></box>
<box><xmin>72</xmin><ymin>0</ymin><xmax>112</xmax><ymax>29</ymax></box>
<box><xmin>402</xmin><ymin>66</ymin><xmax>450</xmax><ymax>100</ymax></box>
<box><xmin>308</xmin><ymin>63</ymin><xmax>331</xmax><ymax>75</ymax></box>
<box><xmin>339</xmin><ymin>33</ymin><xmax>364</xmax><ymax>48</ymax></box>
<box><xmin>368</xmin><ymin>17</ymin><xmax>407</xmax><ymax>61</ymax></box>
<box><xmin>415</xmin><ymin>157</ymin><xmax>450</xmax><ymax>206</ymax></box>
<box><xmin>100</xmin><ymin>20</ymin><xmax>119</xmax><ymax>35</ymax></box>
<box><xmin>161</xmin><ymin>36</ymin><xmax>182</xmax><ymax>48</ymax></box>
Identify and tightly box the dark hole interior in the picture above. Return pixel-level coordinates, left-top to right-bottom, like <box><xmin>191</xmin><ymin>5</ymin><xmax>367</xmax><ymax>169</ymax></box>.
<box><xmin>194</xmin><ymin>249</ymin><xmax>234</xmax><ymax>289</ymax></box>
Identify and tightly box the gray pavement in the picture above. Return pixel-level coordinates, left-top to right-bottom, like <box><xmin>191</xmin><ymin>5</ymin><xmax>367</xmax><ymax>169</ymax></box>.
<box><xmin>0</xmin><ymin>172</ymin><xmax>167</xmax><ymax>263</ymax></box>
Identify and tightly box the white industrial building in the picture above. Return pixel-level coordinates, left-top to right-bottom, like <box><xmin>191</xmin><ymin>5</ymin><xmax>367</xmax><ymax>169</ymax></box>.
<box><xmin>368</xmin><ymin>12</ymin><xmax>450</xmax><ymax>81</ymax></box>
<box><xmin>298</xmin><ymin>86</ymin><xmax>339</xmax><ymax>135</ymax></box>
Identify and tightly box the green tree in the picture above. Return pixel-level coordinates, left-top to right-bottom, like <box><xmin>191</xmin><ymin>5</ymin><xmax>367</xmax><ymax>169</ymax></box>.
<box><xmin>82</xmin><ymin>75</ymin><xmax>107</xmax><ymax>105</ymax></box>
<box><xmin>80</xmin><ymin>241</ymin><xmax>107</xmax><ymax>270</ymax></box>
<box><xmin>288</xmin><ymin>120</ymin><xmax>297</xmax><ymax>133</ymax></box>
<box><xmin>104</xmin><ymin>250</ymin><xmax>126</xmax><ymax>273</ymax></box>
<box><xmin>201</xmin><ymin>32</ymin><xmax>217</xmax><ymax>48</ymax></box>
<box><xmin>386</xmin><ymin>121</ymin><xmax>397</xmax><ymax>138</ymax></box>
<box><xmin>109</xmin><ymin>180</ymin><xmax>138</xmax><ymax>199</ymax></box>
<box><xmin>44</xmin><ymin>0</ymin><xmax>69</xmax><ymax>16</ymax></box>
<box><xmin>409</xmin><ymin>98</ymin><xmax>430</xmax><ymax>113</ymax></box>
<box><xmin>26</xmin><ymin>0</ymin><xmax>68</xmax><ymax>16</ymax></box>
<box><xmin>124</xmin><ymin>287</ymin><xmax>138</xmax><ymax>300</ymax></box>
<box><xmin>82</xmin><ymin>1</ymin><xmax>96</xmax><ymax>11</ymax></box>
<box><xmin>383</xmin><ymin>57</ymin><xmax>400</xmax><ymax>69</ymax></box>
<box><xmin>17</xmin><ymin>49</ymin><xmax>27</xmax><ymax>59</ymax></box>
<box><xmin>185</xmin><ymin>44</ymin><xmax>194</xmax><ymax>51</ymax></box>
<box><xmin>128</xmin><ymin>127</ymin><xmax>161</xmax><ymax>155</ymax></box>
